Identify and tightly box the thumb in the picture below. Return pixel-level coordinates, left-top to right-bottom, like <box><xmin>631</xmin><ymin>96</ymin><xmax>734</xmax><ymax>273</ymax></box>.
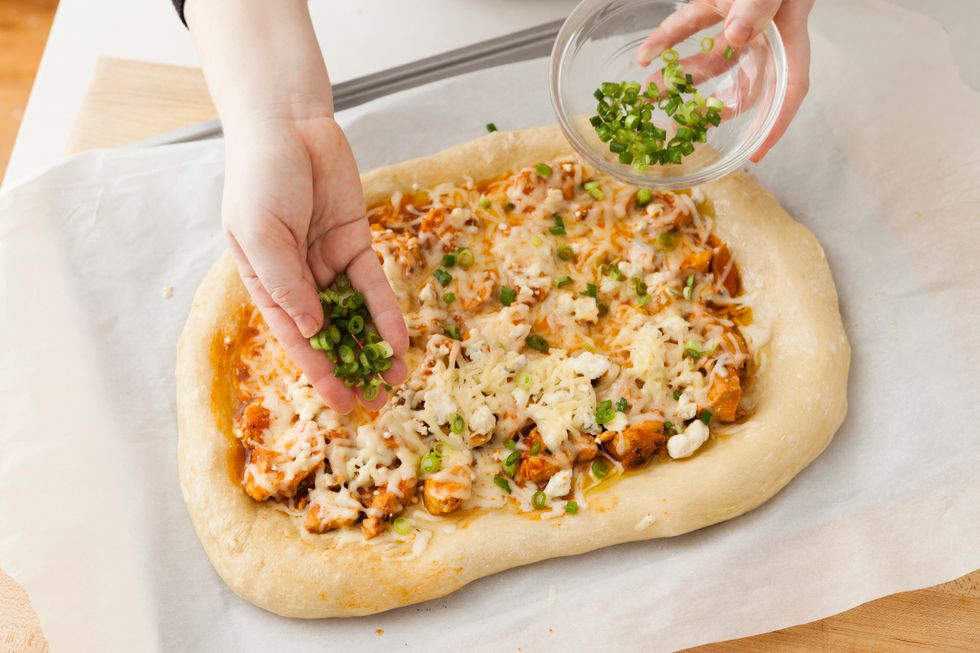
<box><xmin>239</xmin><ymin>229</ymin><xmax>324</xmax><ymax>338</ymax></box>
<box><xmin>725</xmin><ymin>0</ymin><xmax>782</xmax><ymax>46</ymax></box>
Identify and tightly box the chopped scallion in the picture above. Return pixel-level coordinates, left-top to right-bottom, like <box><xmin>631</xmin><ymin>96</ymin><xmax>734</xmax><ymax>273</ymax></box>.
<box><xmin>532</xmin><ymin>491</ymin><xmax>548</xmax><ymax>509</ymax></box>
<box><xmin>591</xmin><ymin>458</ymin><xmax>611</xmax><ymax>479</ymax></box>
<box><xmin>433</xmin><ymin>268</ymin><xmax>453</xmax><ymax>286</ymax></box>
<box><xmin>494</xmin><ymin>475</ymin><xmax>512</xmax><ymax>493</ymax></box>
<box><xmin>526</xmin><ymin>333</ymin><xmax>550</xmax><ymax>352</ymax></box>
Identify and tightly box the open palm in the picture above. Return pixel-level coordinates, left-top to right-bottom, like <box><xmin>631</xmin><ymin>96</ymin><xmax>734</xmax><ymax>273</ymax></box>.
<box><xmin>221</xmin><ymin>115</ymin><xmax>408</xmax><ymax>413</ymax></box>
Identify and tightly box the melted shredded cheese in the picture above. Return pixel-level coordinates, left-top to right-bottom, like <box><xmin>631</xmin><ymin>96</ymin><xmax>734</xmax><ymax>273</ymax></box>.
<box><xmin>230</xmin><ymin>155</ymin><xmax>762</xmax><ymax>542</ymax></box>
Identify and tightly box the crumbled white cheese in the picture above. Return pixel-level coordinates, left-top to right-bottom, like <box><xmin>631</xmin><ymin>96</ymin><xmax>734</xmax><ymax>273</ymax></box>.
<box><xmin>570</xmin><ymin>351</ymin><xmax>610</xmax><ymax>379</ymax></box>
<box><xmin>675</xmin><ymin>391</ymin><xmax>698</xmax><ymax>420</ymax></box>
<box><xmin>419</xmin><ymin>282</ymin><xmax>437</xmax><ymax>306</ymax></box>
<box><xmin>667</xmin><ymin>420</ymin><xmax>710</xmax><ymax>458</ymax></box>
<box><xmin>426</xmin><ymin>390</ymin><xmax>457</xmax><ymax>425</ymax></box>
<box><xmin>543</xmin><ymin>470</ymin><xmax>572</xmax><ymax>498</ymax></box>
<box><xmin>470</xmin><ymin>405</ymin><xmax>496</xmax><ymax>435</ymax></box>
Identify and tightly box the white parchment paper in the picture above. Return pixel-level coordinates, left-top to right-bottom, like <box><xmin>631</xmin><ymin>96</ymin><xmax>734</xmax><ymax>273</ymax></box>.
<box><xmin>2</xmin><ymin>1</ymin><xmax>979</xmax><ymax>651</ymax></box>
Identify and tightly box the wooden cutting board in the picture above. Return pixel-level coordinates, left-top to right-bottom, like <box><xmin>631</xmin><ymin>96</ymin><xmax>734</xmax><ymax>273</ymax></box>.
<box><xmin>3</xmin><ymin>56</ymin><xmax>978</xmax><ymax>653</ymax></box>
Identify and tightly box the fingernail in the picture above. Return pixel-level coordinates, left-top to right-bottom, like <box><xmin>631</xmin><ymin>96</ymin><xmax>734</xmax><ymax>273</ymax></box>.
<box><xmin>726</xmin><ymin>19</ymin><xmax>753</xmax><ymax>46</ymax></box>
<box><xmin>295</xmin><ymin>313</ymin><xmax>319</xmax><ymax>338</ymax></box>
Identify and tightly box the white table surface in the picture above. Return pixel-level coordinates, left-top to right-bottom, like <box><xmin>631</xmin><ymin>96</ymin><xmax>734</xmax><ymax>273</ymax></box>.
<box><xmin>5</xmin><ymin>0</ymin><xmax>979</xmax><ymax>189</ymax></box>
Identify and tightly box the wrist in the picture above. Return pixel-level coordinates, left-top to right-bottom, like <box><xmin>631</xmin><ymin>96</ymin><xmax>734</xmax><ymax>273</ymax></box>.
<box><xmin>187</xmin><ymin>0</ymin><xmax>333</xmax><ymax>131</ymax></box>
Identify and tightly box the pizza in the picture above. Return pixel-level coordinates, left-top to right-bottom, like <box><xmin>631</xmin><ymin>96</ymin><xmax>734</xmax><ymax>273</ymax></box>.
<box><xmin>176</xmin><ymin>126</ymin><xmax>849</xmax><ymax>617</ymax></box>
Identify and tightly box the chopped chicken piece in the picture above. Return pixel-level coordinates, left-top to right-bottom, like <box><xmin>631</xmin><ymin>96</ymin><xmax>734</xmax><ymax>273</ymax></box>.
<box><xmin>605</xmin><ymin>420</ymin><xmax>666</xmax><ymax>470</ymax></box>
<box><xmin>422</xmin><ymin>466</ymin><xmax>472</xmax><ymax>515</ymax></box>
<box><xmin>708</xmin><ymin>366</ymin><xmax>742</xmax><ymax>422</ymax></box>
<box><xmin>242</xmin><ymin>420</ymin><xmax>326</xmax><ymax>501</ymax></box>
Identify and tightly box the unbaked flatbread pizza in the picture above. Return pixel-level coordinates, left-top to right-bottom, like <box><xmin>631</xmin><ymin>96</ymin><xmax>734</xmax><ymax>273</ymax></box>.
<box><xmin>176</xmin><ymin>126</ymin><xmax>849</xmax><ymax>617</ymax></box>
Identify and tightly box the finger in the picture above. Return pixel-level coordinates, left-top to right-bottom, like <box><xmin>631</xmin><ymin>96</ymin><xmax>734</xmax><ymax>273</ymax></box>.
<box><xmin>751</xmin><ymin>8</ymin><xmax>811</xmax><ymax>161</ymax></box>
<box><xmin>233</xmin><ymin>218</ymin><xmax>323</xmax><ymax>338</ymax></box>
<box><xmin>345</xmin><ymin>244</ymin><xmax>410</xmax><ymax>359</ymax></box>
<box><xmin>382</xmin><ymin>358</ymin><xmax>408</xmax><ymax>387</ymax></box>
<box><xmin>724</xmin><ymin>0</ymin><xmax>781</xmax><ymax>46</ymax></box>
<box><xmin>637</xmin><ymin>1</ymin><xmax>725</xmax><ymax>65</ymax></box>
<box><xmin>227</xmin><ymin>236</ymin><xmax>357</xmax><ymax>414</ymax></box>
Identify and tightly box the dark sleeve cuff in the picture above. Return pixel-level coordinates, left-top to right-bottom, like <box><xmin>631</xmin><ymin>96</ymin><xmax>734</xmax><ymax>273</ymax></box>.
<box><xmin>172</xmin><ymin>0</ymin><xmax>187</xmax><ymax>26</ymax></box>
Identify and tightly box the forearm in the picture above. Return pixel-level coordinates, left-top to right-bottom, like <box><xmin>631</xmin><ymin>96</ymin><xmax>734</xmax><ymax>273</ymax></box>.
<box><xmin>184</xmin><ymin>0</ymin><xmax>333</xmax><ymax>134</ymax></box>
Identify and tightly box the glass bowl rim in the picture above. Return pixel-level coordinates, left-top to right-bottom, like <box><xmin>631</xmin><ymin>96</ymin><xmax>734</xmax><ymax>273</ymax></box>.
<box><xmin>549</xmin><ymin>0</ymin><xmax>788</xmax><ymax>189</ymax></box>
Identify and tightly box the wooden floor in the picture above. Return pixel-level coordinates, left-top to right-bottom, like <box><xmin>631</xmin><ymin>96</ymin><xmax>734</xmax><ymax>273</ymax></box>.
<box><xmin>0</xmin><ymin>0</ymin><xmax>59</xmax><ymax>179</ymax></box>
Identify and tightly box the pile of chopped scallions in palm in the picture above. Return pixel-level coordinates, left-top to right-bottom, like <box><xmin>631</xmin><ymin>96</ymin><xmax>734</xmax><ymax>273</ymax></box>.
<box><xmin>590</xmin><ymin>44</ymin><xmax>727</xmax><ymax>169</ymax></box>
<box><xmin>309</xmin><ymin>273</ymin><xmax>394</xmax><ymax>400</ymax></box>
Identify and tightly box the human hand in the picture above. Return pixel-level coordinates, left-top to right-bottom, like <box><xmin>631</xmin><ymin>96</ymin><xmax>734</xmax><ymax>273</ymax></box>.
<box><xmin>186</xmin><ymin>0</ymin><xmax>408</xmax><ymax>413</ymax></box>
<box><xmin>638</xmin><ymin>0</ymin><xmax>815</xmax><ymax>161</ymax></box>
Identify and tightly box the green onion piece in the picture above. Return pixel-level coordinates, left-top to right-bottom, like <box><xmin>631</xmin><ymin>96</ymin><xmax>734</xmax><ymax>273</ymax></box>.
<box><xmin>673</xmin><ymin>390</ymin><xmax>682</xmax><ymax>400</ymax></box>
<box><xmin>664</xmin><ymin>421</ymin><xmax>675</xmax><ymax>434</ymax></box>
<box><xmin>662</xmin><ymin>49</ymin><xmax>679</xmax><ymax>63</ymax></box>
<box><xmin>442</xmin><ymin>253</ymin><xmax>456</xmax><ymax>268</ymax></box>
<box><xmin>393</xmin><ymin>517</ymin><xmax>411</xmax><ymax>535</ymax></box>
<box><xmin>443</xmin><ymin>292</ymin><xmax>456</xmax><ymax>304</ymax></box>
<box><xmin>582</xmin><ymin>283</ymin><xmax>598</xmax><ymax>298</ymax></box>
<box><xmin>363</xmin><ymin>382</ymin><xmax>380</xmax><ymax>401</ymax></box>
<box><xmin>606</xmin><ymin>264</ymin><xmax>624</xmax><ymax>281</ymax></box>
<box><xmin>347</xmin><ymin>315</ymin><xmax>364</xmax><ymax>334</ymax></box>
<box><xmin>499</xmin><ymin>285</ymin><xmax>516</xmax><ymax>306</ymax></box>
<box><xmin>530</xmin><ymin>440</ymin><xmax>542</xmax><ymax>455</ymax></box>
<box><xmin>504</xmin><ymin>438</ymin><xmax>517</xmax><ymax>451</ymax></box>
<box><xmin>456</xmin><ymin>248</ymin><xmax>474</xmax><ymax>269</ymax></box>
<box><xmin>684</xmin><ymin>340</ymin><xmax>702</xmax><ymax>358</ymax></box>
<box><xmin>433</xmin><ymin>268</ymin><xmax>453</xmax><ymax>286</ymax></box>
<box><xmin>565</xmin><ymin>501</ymin><xmax>579</xmax><ymax>514</ymax></box>
<box><xmin>597</xmin><ymin>302</ymin><xmax>609</xmax><ymax>317</ymax></box>
<box><xmin>724</xmin><ymin>45</ymin><xmax>734</xmax><ymax>60</ymax></box>
<box><xmin>636</xmin><ymin>188</ymin><xmax>653</xmax><ymax>206</ymax></box>
<box><xmin>658</xmin><ymin>231</ymin><xmax>678</xmax><ymax>251</ymax></box>
<box><xmin>532</xmin><ymin>491</ymin><xmax>548</xmax><ymax>509</ymax></box>
<box><xmin>338</xmin><ymin>344</ymin><xmax>355</xmax><ymax>365</ymax></box>
<box><xmin>420</xmin><ymin>452</ymin><xmax>441</xmax><ymax>474</ymax></box>
<box><xmin>548</xmin><ymin>214</ymin><xmax>566</xmax><ymax>237</ymax></box>
<box><xmin>486</xmin><ymin>122</ymin><xmax>498</xmax><ymax>133</ymax></box>
<box><xmin>683</xmin><ymin>273</ymin><xmax>695</xmax><ymax>301</ymax></box>
<box><xmin>450</xmin><ymin>414</ymin><xmax>466</xmax><ymax>434</ymax></box>
<box><xmin>526</xmin><ymin>334</ymin><xmax>550</xmax><ymax>352</ymax></box>
<box><xmin>558</xmin><ymin>245</ymin><xmax>575</xmax><ymax>261</ymax></box>
<box><xmin>535</xmin><ymin>163</ymin><xmax>553</xmax><ymax>177</ymax></box>
<box><xmin>591</xmin><ymin>458</ymin><xmax>611</xmax><ymax>479</ymax></box>
<box><xmin>637</xmin><ymin>294</ymin><xmax>652</xmax><ymax>307</ymax></box>
<box><xmin>584</xmin><ymin>181</ymin><xmax>606</xmax><ymax>201</ymax></box>
<box><xmin>616</xmin><ymin>397</ymin><xmax>628</xmax><ymax>412</ymax></box>
<box><xmin>334</xmin><ymin>273</ymin><xmax>350</xmax><ymax>290</ymax></box>
<box><xmin>706</xmin><ymin>97</ymin><xmax>724</xmax><ymax>111</ymax></box>
<box><xmin>494</xmin><ymin>475</ymin><xmax>512</xmax><ymax>493</ymax></box>
<box><xmin>503</xmin><ymin>202</ymin><xmax>515</xmax><ymax>212</ymax></box>
<box><xmin>701</xmin><ymin>36</ymin><xmax>715</xmax><ymax>53</ymax></box>
<box><xmin>516</xmin><ymin>371</ymin><xmax>534</xmax><ymax>390</ymax></box>
<box><xmin>479</xmin><ymin>196</ymin><xmax>491</xmax><ymax>209</ymax></box>
<box><xmin>555</xmin><ymin>276</ymin><xmax>573</xmax><ymax>288</ymax></box>
<box><xmin>699</xmin><ymin>410</ymin><xmax>714</xmax><ymax>425</ymax></box>
<box><xmin>596</xmin><ymin>399</ymin><xmax>615</xmax><ymax>425</ymax></box>
<box><xmin>444</xmin><ymin>323</ymin><xmax>461</xmax><ymax>340</ymax></box>
<box><xmin>503</xmin><ymin>450</ymin><xmax>521</xmax><ymax>476</ymax></box>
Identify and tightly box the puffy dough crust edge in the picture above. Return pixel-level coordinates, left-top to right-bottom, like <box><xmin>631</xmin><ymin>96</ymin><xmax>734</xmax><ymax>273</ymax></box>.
<box><xmin>176</xmin><ymin>125</ymin><xmax>850</xmax><ymax>618</ymax></box>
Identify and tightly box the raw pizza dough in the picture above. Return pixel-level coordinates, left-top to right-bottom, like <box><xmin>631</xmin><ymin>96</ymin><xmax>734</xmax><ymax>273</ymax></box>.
<box><xmin>176</xmin><ymin>126</ymin><xmax>849</xmax><ymax>617</ymax></box>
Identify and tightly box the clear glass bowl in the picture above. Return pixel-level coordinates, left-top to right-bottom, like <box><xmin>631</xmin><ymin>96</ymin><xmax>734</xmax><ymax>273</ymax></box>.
<box><xmin>550</xmin><ymin>0</ymin><xmax>787</xmax><ymax>189</ymax></box>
